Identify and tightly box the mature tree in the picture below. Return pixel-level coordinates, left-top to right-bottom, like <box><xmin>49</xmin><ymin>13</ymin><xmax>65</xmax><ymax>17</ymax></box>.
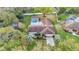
<box><xmin>9</xmin><ymin>7</ymin><xmax>32</xmax><ymax>19</ymax></box>
<box><xmin>0</xmin><ymin>11</ymin><xmax>18</xmax><ymax>26</ymax></box>
<box><xmin>33</xmin><ymin>7</ymin><xmax>54</xmax><ymax>17</ymax></box>
<box><xmin>0</xmin><ymin>27</ymin><xmax>28</xmax><ymax>50</ymax></box>
<box><xmin>66</xmin><ymin>7</ymin><xmax>79</xmax><ymax>14</ymax></box>
<box><xmin>0</xmin><ymin>7</ymin><xmax>32</xmax><ymax>20</ymax></box>
<box><xmin>58</xmin><ymin>7</ymin><xmax>67</xmax><ymax>15</ymax></box>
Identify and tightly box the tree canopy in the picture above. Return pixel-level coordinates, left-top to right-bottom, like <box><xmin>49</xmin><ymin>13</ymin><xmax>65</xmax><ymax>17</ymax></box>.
<box><xmin>33</xmin><ymin>7</ymin><xmax>54</xmax><ymax>17</ymax></box>
<box><xmin>0</xmin><ymin>11</ymin><xmax>18</xmax><ymax>26</ymax></box>
<box><xmin>33</xmin><ymin>7</ymin><xmax>53</xmax><ymax>13</ymax></box>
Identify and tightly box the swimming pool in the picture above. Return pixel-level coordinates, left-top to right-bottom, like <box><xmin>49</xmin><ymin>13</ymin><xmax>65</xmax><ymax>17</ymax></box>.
<box><xmin>31</xmin><ymin>16</ymin><xmax>43</xmax><ymax>26</ymax></box>
<box><xmin>31</xmin><ymin>17</ymin><xmax>39</xmax><ymax>23</ymax></box>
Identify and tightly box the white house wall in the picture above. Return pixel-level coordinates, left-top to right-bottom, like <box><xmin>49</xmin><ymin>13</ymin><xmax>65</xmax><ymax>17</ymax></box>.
<box><xmin>45</xmin><ymin>34</ymin><xmax>54</xmax><ymax>37</ymax></box>
<box><xmin>46</xmin><ymin>36</ymin><xmax>55</xmax><ymax>46</ymax></box>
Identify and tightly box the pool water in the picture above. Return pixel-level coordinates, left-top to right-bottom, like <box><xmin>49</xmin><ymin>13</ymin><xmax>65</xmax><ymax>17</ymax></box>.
<box><xmin>31</xmin><ymin>17</ymin><xmax>43</xmax><ymax>26</ymax></box>
<box><xmin>31</xmin><ymin>17</ymin><xmax>39</xmax><ymax>23</ymax></box>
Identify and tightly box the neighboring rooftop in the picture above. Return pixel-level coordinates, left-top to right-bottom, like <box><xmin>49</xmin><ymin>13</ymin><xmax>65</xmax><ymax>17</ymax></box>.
<box><xmin>62</xmin><ymin>15</ymin><xmax>79</xmax><ymax>35</ymax></box>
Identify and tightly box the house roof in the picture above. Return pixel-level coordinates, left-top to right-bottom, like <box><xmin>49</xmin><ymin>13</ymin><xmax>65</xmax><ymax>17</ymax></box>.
<box><xmin>67</xmin><ymin>15</ymin><xmax>77</xmax><ymax>20</ymax></box>
<box><xmin>67</xmin><ymin>22</ymin><xmax>79</xmax><ymax>30</ymax></box>
<box><xmin>41</xmin><ymin>17</ymin><xmax>52</xmax><ymax>26</ymax></box>
<box><xmin>65</xmin><ymin>16</ymin><xmax>77</xmax><ymax>24</ymax></box>
<box><xmin>28</xmin><ymin>25</ymin><xmax>55</xmax><ymax>34</ymax></box>
<box><xmin>62</xmin><ymin>16</ymin><xmax>79</xmax><ymax>30</ymax></box>
<box><xmin>63</xmin><ymin>18</ymin><xmax>79</xmax><ymax>32</ymax></box>
<box><xmin>41</xmin><ymin>27</ymin><xmax>55</xmax><ymax>34</ymax></box>
<box><xmin>28</xmin><ymin>26</ymin><xmax>45</xmax><ymax>32</ymax></box>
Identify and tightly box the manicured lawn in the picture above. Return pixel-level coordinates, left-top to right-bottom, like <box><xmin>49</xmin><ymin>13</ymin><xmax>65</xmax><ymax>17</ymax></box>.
<box><xmin>23</xmin><ymin>16</ymin><xmax>31</xmax><ymax>28</ymax></box>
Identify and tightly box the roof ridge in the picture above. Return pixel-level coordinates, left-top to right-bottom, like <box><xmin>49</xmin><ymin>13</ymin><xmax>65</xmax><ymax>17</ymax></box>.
<box><xmin>41</xmin><ymin>26</ymin><xmax>54</xmax><ymax>33</ymax></box>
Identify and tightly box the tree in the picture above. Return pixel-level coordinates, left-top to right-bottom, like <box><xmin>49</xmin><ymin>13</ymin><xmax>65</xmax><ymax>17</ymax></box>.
<box><xmin>58</xmin><ymin>7</ymin><xmax>66</xmax><ymax>15</ymax></box>
<box><xmin>54</xmin><ymin>38</ymin><xmax>79</xmax><ymax>51</ymax></box>
<box><xmin>33</xmin><ymin>7</ymin><xmax>54</xmax><ymax>17</ymax></box>
<box><xmin>17</xmin><ymin>22</ymin><xmax>26</xmax><ymax>32</ymax></box>
<box><xmin>0</xmin><ymin>11</ymin><xmax>18</xmax><ymax>26</ymax></box>
<box><xmin>9</xmin><ymin>7</ymin><xmax>32</xmax><ymax>19</ymax></box>
<box><xmin>66</xmin><ymin>8</ymin><xmax>79</xmax><ymax>14</ymax></box>
<box><xmin>0</xmin><ymin>27</ymin><xmax>28</xmax><ymax>50</ymax></box>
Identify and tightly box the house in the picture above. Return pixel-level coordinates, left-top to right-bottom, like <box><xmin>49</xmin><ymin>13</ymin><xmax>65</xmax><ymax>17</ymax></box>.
<box><xmin>28</xmin><ymin>16</ymin><xmax>56</xmax><ymax>46</ymax></box>
<box><xmin>62</xmin><ymin>15</ymin><xmax>79</xmax><ymax>35</ymax></box>
<box><xmin>63</xmin><ymin>15</ymin><xmax>77</xmax><ymax>27</ymax></box>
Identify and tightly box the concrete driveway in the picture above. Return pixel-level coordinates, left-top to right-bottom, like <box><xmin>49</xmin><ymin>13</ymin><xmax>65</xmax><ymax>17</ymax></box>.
<box><xmin>46</xmin><ymin>36</ymin><xmax>55</xmax><ymax>46</ymax></box>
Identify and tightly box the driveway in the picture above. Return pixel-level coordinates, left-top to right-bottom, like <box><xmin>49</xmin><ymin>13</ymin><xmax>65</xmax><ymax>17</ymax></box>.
<box><xmin>46</xmin><ymin>36</ymin><xmax>55</xmax><ymax>46</ymax></box>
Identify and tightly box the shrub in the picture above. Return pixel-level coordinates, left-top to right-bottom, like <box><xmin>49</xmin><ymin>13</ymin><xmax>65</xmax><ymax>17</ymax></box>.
<box><xmin>27</xmin><ymin>41</ymin><xmax>36</xmax><ymax>51</ymax></box>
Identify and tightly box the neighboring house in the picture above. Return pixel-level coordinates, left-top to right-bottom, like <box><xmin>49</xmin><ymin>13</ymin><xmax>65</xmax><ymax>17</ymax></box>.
<box><xmin>64</xmin><ymin>15</ymin><xmax>77</xmax><ymax>27</ymax></box>
<box><xmin>28</xmin><ymin>16</ymin><xmax>56</xmax><ymax>46</ymax></box>
<box><xmin>62</xmin><ymin>15</ymin><xmax>79</xmax><ymax>35</ymax></box>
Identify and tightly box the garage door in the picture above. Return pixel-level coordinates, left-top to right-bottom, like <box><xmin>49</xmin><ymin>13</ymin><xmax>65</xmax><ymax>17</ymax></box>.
<box><xmin>46</xmin><ymin>36</ymin><xmax>55</xmax><ymax>46</ymax></box>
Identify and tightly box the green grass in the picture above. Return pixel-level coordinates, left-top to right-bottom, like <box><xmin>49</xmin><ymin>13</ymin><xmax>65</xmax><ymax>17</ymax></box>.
<box><xmin>59</xmin><ymin>14</ymin><xmax>69</xmax><ymax>21</ymax></box>
<box><xmin>55</xmin><ymin>24</ymin><xmax>79</xmax><ymax>42</ymax></box>
<box><xmin>23</xmin><ymin>16</ymin><xmax>31</xmax><ymax>28</ymax></box>
<box><xmin>27</xmin><ymin>41</ymin><xmax>36</xmax><ymax>51</ymax></box>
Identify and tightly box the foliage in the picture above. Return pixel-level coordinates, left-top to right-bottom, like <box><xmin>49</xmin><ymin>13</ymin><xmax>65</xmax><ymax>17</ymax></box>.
<box><xmin>58</xmin><ymin>7</ymin><xmax>66</xmax><ymax>15</ymax></box>
<box><xmin>33</xmin><ymin>7</ymin><xmax>54</xmax><ymax>17</ymax></box>
<box><xmin>23</xmin><ymin>16</ymin><xmax>31</xmax><ymax>28</ymax></box>
<box><xmin>58</xmin><ymin>7</ymin><xmax>79</xmax><ymax>15</ymax></box>
<box><xmin>17</xmin><ymin>22</ymin><xmax>26</xmax><ymax>32</ymax></box>
<box><xmin>66</xmin><ymin>8</ymin><xmax>79</xmax><ymax>14</ymax></box>
<box><xmin>54</xmin><ymin>38</ymin><xmax>79</xmax><ymax>51</ymax></box>
<box><xmin>0</xmin><ymin>27</ymin><xmax>28</xmax><ymax>51</ymax></box>
<box><xmin>58</xmin><ymin>14</ymin><xmax>68</xmax><ymax>21</ymax></box>
<box><xmin>9</xmin><ymin>7</ymin><xmax>32</xmax><ymax>19</ymax></box>
<box><xmin>0</xmin><ymin>27</ymin><xmax>25</xmax><ymax>41</ymax></box>
<box><xmin>0</xmin><ymin>11</ymin><xmax>18</xmax><ymax>26</ymax></box>
<box><xmin>33</xmin><ymin>7</ymin><xmax>53</xmax><ymax>13</ymax></box>
<box><xmin>27</xmin><ymin>41</ymin><xmax>36</xmax><ymax>51</ymax></box>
